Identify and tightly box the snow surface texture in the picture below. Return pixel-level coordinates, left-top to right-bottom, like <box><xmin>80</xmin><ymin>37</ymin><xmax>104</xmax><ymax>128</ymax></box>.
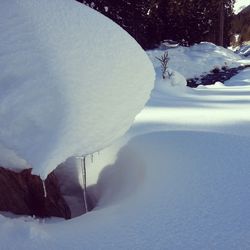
<box><xmin>1</xmin><ymin>44</ymin><xmax>250</xmax><ymax>249</ymax></box>
<box><xmin>0</xmin><ymin>0</ymin><xmax>154</xmax><ymax>178</ymax></box>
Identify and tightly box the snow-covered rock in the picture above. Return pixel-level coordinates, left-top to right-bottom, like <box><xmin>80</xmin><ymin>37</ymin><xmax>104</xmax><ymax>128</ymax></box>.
<box><xmin>153</xmin><ymin>69</ymin><xmax>189</xmax><ymax>97</ymax></box>
<box><xmin>0</xmin><ymin>0</ymin><xmax>154</xmax><ymax>178</ymax></box>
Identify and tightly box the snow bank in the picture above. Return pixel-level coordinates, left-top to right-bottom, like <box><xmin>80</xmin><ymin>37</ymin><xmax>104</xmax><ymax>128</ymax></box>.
<box><xmin>0</xmin><ymin>0</ymin><xmax>154</xmax><ymax>177</ymax></box>
<box><xmin>225</xmin><ymin>68</ymin><xmax>250</xmax><ymax>86</ymax></box>
<box><xmin>148</xmin><ymin>42</ymin><xmax>241</xmax><ymax>79</ymax></box>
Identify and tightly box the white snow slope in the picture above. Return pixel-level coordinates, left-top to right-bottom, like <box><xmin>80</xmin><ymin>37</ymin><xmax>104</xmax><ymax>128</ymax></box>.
<box><xmin>0</xmin><ymin>0</ymin><xmax>154</xmax><ymax>178</ymax></box>
<box><xmin>1</xmin><ymin>44</ymin><xmax>250</xmax><ymax>249</ymax></box>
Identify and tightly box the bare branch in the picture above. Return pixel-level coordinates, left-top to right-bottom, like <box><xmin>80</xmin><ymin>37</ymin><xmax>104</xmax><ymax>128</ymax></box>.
<box><xmin>156</xmin><ymin>51</ymin><xmax>170</xmax><ymax>79</ymax></box>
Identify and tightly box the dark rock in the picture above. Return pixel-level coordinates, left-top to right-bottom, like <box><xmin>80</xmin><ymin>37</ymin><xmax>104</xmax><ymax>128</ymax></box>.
<box><xmin>0</xmin><ymin>167</ymin><xmax>71</xmax><ymax>219</ymax></box>
<box><xmin>211</xmin><ymin>67</ymin><xmax>220</xmax><ymax>74</ymax></box>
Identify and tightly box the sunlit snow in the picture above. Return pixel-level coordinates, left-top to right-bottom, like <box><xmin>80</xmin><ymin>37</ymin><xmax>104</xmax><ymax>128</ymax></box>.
<box><xmin>1</xmin><ymin>41</ymin><xmax>250</xmax><ymax>249</ymax></box>
<box><xmin>234</xmin><ymin>0</ymin><xmax>250</xmax><ymax>14</ymax></box>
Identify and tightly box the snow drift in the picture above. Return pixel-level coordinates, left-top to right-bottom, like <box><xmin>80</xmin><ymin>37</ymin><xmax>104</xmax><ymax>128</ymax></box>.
<box><xmin>0</xmin><ymin>0</ymin><xmax>154</xmax><ymax>178</ymax></box>
<box><xmin>148</xmin><ymin>42</ymin><xmax>242</xmax><ymax>79</ymax></box>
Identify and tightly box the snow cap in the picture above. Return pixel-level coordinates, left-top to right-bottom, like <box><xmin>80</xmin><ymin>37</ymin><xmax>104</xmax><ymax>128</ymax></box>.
<box><xmin>0</xmin><ymin>0</ymin><xmax>154</xmax><ymax>178</ymax></box>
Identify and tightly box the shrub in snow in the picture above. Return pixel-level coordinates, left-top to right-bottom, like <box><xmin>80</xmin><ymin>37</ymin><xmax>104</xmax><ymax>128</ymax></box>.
<box><xmin>0</xmin><ymin>0</ymin><xmax>154</xmax><ymax>179</ymax></box>
<box><xmin>156</xmin><ymin>52</ymin><xmax>170</xmax><ymax>79</ymax></box>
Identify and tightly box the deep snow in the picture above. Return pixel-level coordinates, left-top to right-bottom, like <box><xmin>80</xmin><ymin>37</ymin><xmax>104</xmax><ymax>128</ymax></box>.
<box><xmin>1</xmin><ymin>43</ymin><xmax>250</xmax><ymax>249</ymax></box>
<box><xmin>0</xmin><ymin>0</ymin><xmax>154</xmax><ymax>178</ymax></box>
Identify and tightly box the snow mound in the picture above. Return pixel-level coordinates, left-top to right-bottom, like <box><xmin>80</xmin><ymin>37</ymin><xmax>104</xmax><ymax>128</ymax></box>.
<box><xmin>225</xmin><ymin>68</ymin><xmax>250</xmax><ymax>86</ymax></box>
<box><xmin>153</xmin><ymin>69</ymin><xmax>189</xmax><ymax>97</ymax></box>
<box><xmin>167</xmin><ymin>70</ymin><xmax>187</xmax><ymax>88</ymax></box>
<box><xmin>0</xmin><ymin>0</ymin><xmax>154</xmax><ymax>178</ymax></box>
<box><xmin>236</xmin><ymin>44</ymin><xmax>250</xmax><ymax>57</ymax></box>
<box><xmin>148</xmin><ymin>42</ymin><xmax>241</xmax><ymax>79</ymax></box>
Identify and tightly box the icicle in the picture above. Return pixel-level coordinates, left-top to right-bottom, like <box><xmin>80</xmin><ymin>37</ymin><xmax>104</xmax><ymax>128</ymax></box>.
<box><xmin>42</xmin><ymin>180</ymin><xmax>47</xmax><ymax>198</ymax></box>
<box><xmin>80</xmin><ymin>156</ymin><xmax>88</xmax><ymax>213</ymax></box>
<box><xmin>91</xmin><ymin>154</ymin><xmax>94</xmax><ymax>163</ymax></box>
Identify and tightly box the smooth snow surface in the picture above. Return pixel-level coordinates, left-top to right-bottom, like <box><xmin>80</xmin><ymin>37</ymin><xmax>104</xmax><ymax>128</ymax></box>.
<box><xmin>0</xmin><ymin>0</ymin><xmax>154</xmax><ymax>177</ymax></box>
<box><xmin>1</xmin><ymin>44</ymin><xmax>250</xmax><ymax>249</ymax></box>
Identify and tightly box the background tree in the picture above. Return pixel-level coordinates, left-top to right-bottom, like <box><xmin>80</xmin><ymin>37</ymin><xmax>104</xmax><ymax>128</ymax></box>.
<box><xmin>76</xmin><ymin>0</ymin><xmax>236</xmax><ymax>49</ymax></box>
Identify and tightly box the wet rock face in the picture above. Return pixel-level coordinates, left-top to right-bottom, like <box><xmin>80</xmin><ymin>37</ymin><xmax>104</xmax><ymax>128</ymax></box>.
<box><xmin>0</xmin><ymin>167</ymin><xmax>71</xmax><ymax>219</ymax></box>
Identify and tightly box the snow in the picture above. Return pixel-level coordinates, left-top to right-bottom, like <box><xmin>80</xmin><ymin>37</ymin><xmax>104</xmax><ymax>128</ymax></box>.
<box><xmin>0</xmin><ymin>0</ymin><xmax>154</xmax><ymax>178</ymax></box>
<box><xmin>1</xmin><ymin>43</ymin><xmax>250</xmax><ymax>249</ymax></box>
<box><xmin>225</xmin><ymin>67</ymin><xmax>250</xmax><ymax>86</ymax></box>
<box><xmin>0</xmin><ymin>144</ymin><xmax>28</xmax><ymax>170</ymax></box>
<box><xmin>147</xmin><ymin>42</ymin><xmax>242</xmax><ymax>80</ymax></box>
<box><xmin>236</xmin><ymin>44</ymin><xmax>250</xmax><ymax>57</ymax></box>
<box><xmin>234</xmin><ymin>0</ymin><xmax>250</xmax><ymax>14</ymax></box>
<box><xmin>2</xmin><ymin>128</ymin><xmax>250</xmax><ymax>250</ymax></box>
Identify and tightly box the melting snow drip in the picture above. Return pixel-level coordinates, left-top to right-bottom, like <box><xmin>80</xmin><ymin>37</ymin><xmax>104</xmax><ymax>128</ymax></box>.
<box><xmin>42</xmin><ymin>180</ymin><xmax>47</xmax><ymax>198</ymax></box>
